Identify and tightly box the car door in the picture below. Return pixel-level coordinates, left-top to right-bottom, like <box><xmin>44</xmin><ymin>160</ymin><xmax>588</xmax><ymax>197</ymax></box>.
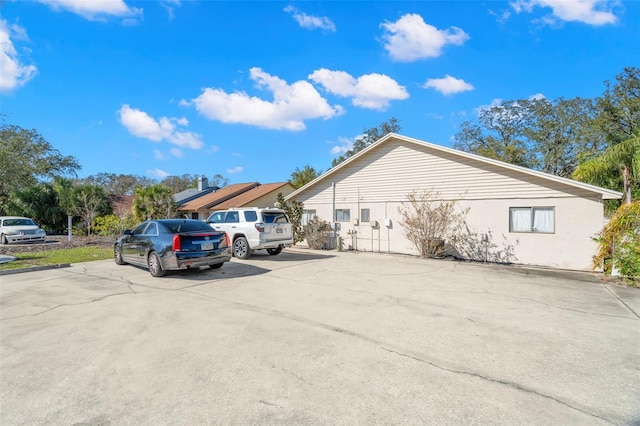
<box><xmin>122</xmin><ymin>222</ymin><xmax>149</xmax><ymax>265</ymax></box>
<box><xmin>135</xmin><ymin>222</ymin><xmax>158</xmax><ymax>262</ymax></box>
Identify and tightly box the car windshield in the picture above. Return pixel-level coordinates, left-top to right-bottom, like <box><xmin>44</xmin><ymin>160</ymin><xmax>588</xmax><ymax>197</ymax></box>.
<box><xmin>3</xmin><ymin>218</ymin><xmax>36</xmax><ymax>226</ymax></box>
<box><xmin>160</xmin><ymin>220</ymin><xmax>212</xmax><ymax>233</ymax></box>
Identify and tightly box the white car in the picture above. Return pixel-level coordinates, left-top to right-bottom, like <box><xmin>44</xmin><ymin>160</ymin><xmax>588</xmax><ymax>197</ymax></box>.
<box><xmin>205</xmin><ymin>208</ymin><xmax>293</xmax><ymax>259</ymax></box>
<box><xmin>0</xmin><ymin>216</ymin><xmax>47</xmax><ymax>245</ymax></box>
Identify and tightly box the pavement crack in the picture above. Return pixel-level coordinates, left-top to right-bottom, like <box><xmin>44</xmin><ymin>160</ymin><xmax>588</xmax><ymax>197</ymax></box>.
<box><xmin>379</xmin><ymin>346</ymin><xmax>616</xmax><ymax>425</ymax></box>
<box><xmin>602</xmin><ymin>284</ymin><xmax>640</xmax><ymax>319</ymax></box>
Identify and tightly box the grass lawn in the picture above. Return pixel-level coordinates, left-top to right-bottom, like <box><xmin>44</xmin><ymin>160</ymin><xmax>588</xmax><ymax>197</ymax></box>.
<box><xmin>0</xmin><ymin>247</ymin><xmax>113</xmax><ymax>271</ymax></box>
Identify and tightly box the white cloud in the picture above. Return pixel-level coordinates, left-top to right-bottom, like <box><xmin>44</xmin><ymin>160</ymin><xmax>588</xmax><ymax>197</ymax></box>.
<box><xmin>148</xmin><ymin>168</ymin><xmax>169</xmax><ymax>178</ymax></box>
<box><xmin>284</xmin><ymin>5</ymin><xmax>336</xmax><ymax>32</ymax></box>
<box><xmin>0</xmin><ymin>20</ymin><xmax>38</xmax><ymax>93</ymax></box>
<box><xmin>118</xmin><ymin>105</ymin><xmax>203</xmax><ymax>149</ymax></box>
<box><xmin>153</xmin><ymin>149</ymin><xmax>165</xmax><ymax>160</ymax></box>
<box><xmin>529</xmin><ymin>93</ymin><xmax>546</xmax><ymax>100</ymax></box>
<box><xmin>170</xmin><ymin>148</ymin><xmax>183</xmax><ymax>158</ymax></box>
<box><xmin>227</xmin><ymin>166</ymin><xmax>243</xmax><ymax>174</ymax></box>
<box><xmin>161</xmin><ymin>0</ymin><xmax>181</xmax><ymax>20</ymax></box>
<box><xmin>330</xmin><ymin>136</ymin><xmax>355</xmax><ymax>155</ymax></box>
<box><xmin>185</xmin><ymin>67</ymin><xmax>343</xmax><ymax>131</ymax></box>
<box><xmin>205</xmin><ymin>145</ymin><xmax>220</xmax><ymax>154</ymax></box>
<box><xmin>309</xmin><ymin>68</ymin><xmax>409</xmax><ymax>110</ymax></box>
<box><xmin>381</xmin><ymin>13</ymin><xmax>469</xmax><ymax>62</ymax></box>
<box><xmin>510</xmin><ymin>0</ymin><xmax>618</xmax><ymax>26</ymax></box>
<box><xmin>423</xmin><ymin>75</ymin><xmax>474</xmax><ymax>96</ymax></box>
<box><xmin>38</xmin><ymin>0</ymin><xmax>143</xmax><ymax>21</ymax></box>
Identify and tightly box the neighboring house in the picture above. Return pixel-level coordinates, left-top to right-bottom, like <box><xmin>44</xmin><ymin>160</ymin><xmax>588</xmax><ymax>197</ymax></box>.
<box><xmin>172</xmin><ymin>177</ymin><xmax>218</xmax><ymax>206</ymax></box>
<box><xmin>285</xmin><ymin>134</ymin><xmax>622</xmax><ymax>271</ymax></box>
<box><xmin>213</xmin><ymin>182</ymin><xmax>296</xmax><ymax>210</ymax></box>
<box><xmin>178</xmin><ymin>182</ymin><xmax>260</xmax><ymax>220</ymax></box>
<box><xmin>110</xmin><ymin>195</ymin><xmax>134</xmax><ymax>216</ymax></box>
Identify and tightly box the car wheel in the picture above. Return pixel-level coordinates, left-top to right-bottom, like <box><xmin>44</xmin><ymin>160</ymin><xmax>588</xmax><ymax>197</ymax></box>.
<box><xmin>209</xmin><ymin>262</ymin><xmax>224</xmax><ymax>269</ymax></box>
<box><xmin>267</xmin><ymin>245</ymin><xmax>283</xmax><ymax>256</ymax></box>
<box><xmin>147</xmin><ymin>251</ymin><xmax>166</xmax><ymax>277</ymax></box>
<box><xmin>1</xmin><ymin>234</ymin><xmax>7</xmax><ymax>245</ymax></box>
<box><xmin>233</xmin><ymin>237</ymin><xmax>251</xmax><ymax>259</ymax></box>
<box><xmin>114</xmin><ymin>245</ymin><xmax>126</xmax><ymax>265</ymax></box>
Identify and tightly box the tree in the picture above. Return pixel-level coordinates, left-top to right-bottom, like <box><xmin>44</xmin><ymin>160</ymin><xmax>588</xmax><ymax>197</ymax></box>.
<box><xmin>160</xmin><ymin>174</ymin><xmax>199</xmax><ymax>193</ymax></box>
<box><xmin>597</xmin><ymin>67</ymin><xmax>640</xmax><ymax>145</ymax></box>
<box><xmin>332</xmin><ymin>117</ymin><xmax>401</xmax><ymax>167</ymax></box>
<box><xmin>4</xmin><ymin>183</ymin><xmax>67</xmax><ymax>233</ymax></box>
<box><xmin>290</xmin><ymin>165</ymin><xmax>321</xmax><ymax>188</ymax></box>
<box><xmin>276</xmin><ymin>192</ymin><xmax>305</xmax><ymax>243</ymax></box>
<box><xmin>398</xmin><ymin>190</ymin><xmax>468</xmax><ymax>258</ymax></box>
<box><xmin>0</xmin><ymin>123</ymin><xmax>80</xmax><ymax>213</ymax></box>
<box><xmin>593</xmin><ymin>200</ymin><xmax>640</xmax><ymax>280</ymax></box>
<box><xmin>133</xmin><ymin>185</ymin><xmax>178</xmax><ymax>221</ymax></box>
<box><xmin>70</xmin><ymin>184</ymin><xmax>112</xmax><ymax>235</ymax></box>
<box><xmin>82</xmin><ymin>173</ymin><xmax>156</xmax><ymax>195</ymax></box>
<box><xmin>573</xmin><ymin>134</ymin><xmax>640</xmax><ymax>205</ymax></box>
<box><xmin>454</xmin><ymin>100</ymin><xmax>532</xmax><ymax>167</ymax></box>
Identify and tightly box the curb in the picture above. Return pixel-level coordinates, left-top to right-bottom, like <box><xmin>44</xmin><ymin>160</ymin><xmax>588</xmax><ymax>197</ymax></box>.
<box><xmin>0</xmin><ymin>263</ymin><xmax>71</xmax><ymax>276</ymax></box>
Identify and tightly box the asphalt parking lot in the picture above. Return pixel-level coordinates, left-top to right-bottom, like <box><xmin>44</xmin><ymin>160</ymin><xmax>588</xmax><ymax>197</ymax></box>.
<box><xmin>1</xmin><ymin>249</ymin><xmax>639</xmax><ymax>425</ymax></box>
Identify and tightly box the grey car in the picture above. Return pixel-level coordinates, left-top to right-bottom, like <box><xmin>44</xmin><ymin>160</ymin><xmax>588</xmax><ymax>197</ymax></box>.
<box><xmin>114</xmin><ymin>219</ymin><xmax>232</xmax><ymax>277</ymax></box>
<box><xmin>0</xmin><ymin>216</ymin><xmax>47</xmax><ymax>245</ymax></box>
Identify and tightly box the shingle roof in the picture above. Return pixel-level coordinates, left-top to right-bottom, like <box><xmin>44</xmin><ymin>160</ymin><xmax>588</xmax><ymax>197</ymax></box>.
<box><xmin>178</xmin><ymin>182</ymin><xmax>260</xmax><ymax>211</ymax></box>
<box><xmin>213</xmin><ymin>182</ymin><xmax>294</xmax><ymax>210</ymax></box>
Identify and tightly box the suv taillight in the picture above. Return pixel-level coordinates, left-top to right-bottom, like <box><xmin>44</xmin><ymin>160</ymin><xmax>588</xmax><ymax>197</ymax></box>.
<box><xmin>255</xmin><ymin>222</ymin><xmax>265</xmax><ymax>232</ymax></box>
<box><xmin>172</xmin><ymin>234</ymin><xmax>181</xmax><ymax>252</ymax></box>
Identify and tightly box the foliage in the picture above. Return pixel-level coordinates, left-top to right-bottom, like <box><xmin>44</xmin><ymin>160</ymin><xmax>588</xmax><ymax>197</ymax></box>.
<box><xmin>573</xmin><ymin>134</ymin><xmax>640</xmax><ymax>205</ymax></box>
<box><xmin>398</xmin><ymin>190</ymin><xmax>469</xmax><ymax>258</ymax></box>
<box><xmin>69</xmin><ymin>184</ymin><xmax>113</xmax><ymax>236</ymax></box>
<box><xmin>80</xmin><ymin>173</ymin><xmax>156</xmax><ymax>196</ymax></box>
<box><xmin>597</xmin><ymin>67</ymin><xmax>640</xmax><ymax>145</ymax></box>
<box><xmin>593</xmin><ymin>201</ymin><xmax>640</xmax><ymax>281</ymax></box>
<box><xmin>290</xmin><ymin>165</ymin><xmax>322</xmax><ymax>189</ymax></box>
<box><xmin>4</xmin><ymin>182</ymin><xmax>68</xmax><ymax>233</ymax></box>
<box><xmin>275</xmin><ymin>192</ymin><xmax>305</xmax><ymax>243</ymax></box>
<box><xmin>0</xmin><ymin>123</ymin><xmax>80</xmax><ymax>214</ymax></box>
<box><xmin>332</xmin><ymin>117</ymin><xmax>401</xmax><ymax>167</ymax></box>
<box><xmin>304</xmin><ymin>217</ymin><xmax>332</xmax><ymax>249</ymax></box>
<box><xmin>133</xmin><ymin>184</ymin><xmax>178</xmax><ymax>221</ymax></box>
<box><xmin>93</xmin><ymin>213</ymin><xmax>137</xmax><ymax>237</ymax></box>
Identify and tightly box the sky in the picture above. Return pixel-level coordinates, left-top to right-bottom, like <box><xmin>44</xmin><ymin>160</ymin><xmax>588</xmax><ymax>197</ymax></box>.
<box><xmin>1</xmin><ymin>0</ymin><xmax>639</xmax><ymax>185</ymax></box>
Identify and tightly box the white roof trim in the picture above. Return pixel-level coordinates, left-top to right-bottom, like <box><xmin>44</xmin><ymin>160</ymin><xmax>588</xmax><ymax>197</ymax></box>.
<box><xmin>286</xmin><ymin>133</ymin><xmax>623</xmax><ymax>200</ymax></box>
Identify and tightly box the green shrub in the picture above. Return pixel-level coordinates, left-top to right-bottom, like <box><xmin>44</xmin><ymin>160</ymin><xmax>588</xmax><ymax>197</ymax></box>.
<box><xmin>94</xmin><ymin>214</ymin><xmax>137</xmax><ymax>237</ymax></box>
<box><xmin>594</xmin><ymin>201</ymin><xmax>640</xmax><ymax>282</ymax></box>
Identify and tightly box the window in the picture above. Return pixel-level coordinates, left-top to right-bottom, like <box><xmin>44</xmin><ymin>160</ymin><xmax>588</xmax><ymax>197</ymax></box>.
<box><xmin>191</xmin><ymin>212</ymin><xmax>199</xmax><ymax>220</ymax></box>
<box><xmin>509</xmin><ymin>207</ymin><xmax>555</xmax><ymax>233</ymax></box>
<box><xmin>225</xmin><ymin>211</ymin><xmax>240</xmax><ymax>223</ymax></box>
<box><xmin>335</xmin><ymin>209</ymin><xmax>350</xmax><ymax>222</ymax></box>
<box><xmin>207</xmin><ymin>212</ymin><xmax>225</xmax><ymax>224</ymax></box>
<box><xmin>144</xmin><ymin>223</ymin><xmax>158</xmax><ymax>236</ymax></box>
<box><xmin>302</xmin><ymin>210</ymin><xmax>316</xmax><ymax>226</ymax></box>
<box><xmin>244</xmin><ymin>211</ymin><xmax>258</xmax><ymax>222</ymax></box>
<box><xmin>360</xmin><ymin>208</ymin><xmax>370</xmax><ymax>222</ymax></box>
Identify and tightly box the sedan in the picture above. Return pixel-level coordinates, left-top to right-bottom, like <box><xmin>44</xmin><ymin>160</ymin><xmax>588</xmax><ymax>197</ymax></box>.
<box><xmin>0</xmin><ymin>216</ymin><xmax>47</xmax><ymax>245</ymax></box>
<box><xmin>114</xmin><ymin>219</ymin><xmax>232</xmax><ymax>277</ymax></box>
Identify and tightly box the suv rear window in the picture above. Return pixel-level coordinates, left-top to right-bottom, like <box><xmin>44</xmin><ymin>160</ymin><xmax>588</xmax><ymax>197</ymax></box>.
<box><xmin>244</xmin><ymin>211</ymin><xmax>258</xmax><ymax>222</ymax></box>
<box><xmin>262</xmin><ymin>212</ymin><xmax>289</xmax><ymax>223</ymax></box>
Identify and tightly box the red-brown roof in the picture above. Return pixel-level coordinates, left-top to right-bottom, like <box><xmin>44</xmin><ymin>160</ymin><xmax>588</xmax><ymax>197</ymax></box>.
<box><xmin>213</xmin><ymin>182</ymin><xmax>294</xmax><ymax>209</ymax></box>
<box><xmin>110</xmin><ymin>195</ymin><xmax>134</xmax><ymax>215</ymax></box>
<box><xmin>178</xmin><ymin>182</ymin><xmax>260</xmax><ymax>211</ymax></box>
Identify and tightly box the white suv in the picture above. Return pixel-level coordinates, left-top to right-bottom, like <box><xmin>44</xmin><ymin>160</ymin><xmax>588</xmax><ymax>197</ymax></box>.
<box><xmin>205</xmin><ymin>208</ymin><xmax>293</xmax><ymax>259</ymax></box>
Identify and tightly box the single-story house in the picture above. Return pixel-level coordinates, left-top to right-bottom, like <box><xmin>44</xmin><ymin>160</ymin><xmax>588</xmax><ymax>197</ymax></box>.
<box><xmin>285</xmin><ymin>133</ymin><xmax>622</xmax><ymax>271</ymax></box>
<box><xmin>177</xmin><ymin>182</ymin><xmax>295</xmax><ymax>220</ymax></box>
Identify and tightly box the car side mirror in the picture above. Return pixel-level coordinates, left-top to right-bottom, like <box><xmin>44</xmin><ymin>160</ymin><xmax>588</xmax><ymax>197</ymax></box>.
<box><xmin>124</xmin><ymin>230</ymin><xmax>132</xmax><ymax>235</ymax></box>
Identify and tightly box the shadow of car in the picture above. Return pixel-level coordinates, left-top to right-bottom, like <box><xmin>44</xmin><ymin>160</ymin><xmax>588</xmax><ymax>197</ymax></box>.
<box><xmin>0</xmin><ymin>216</ymin><xmax>47</xmax><ymax>245</ymax></box>
<box><xmin>114</xmin><ymin>219</ymin><xmax>232</xmax><ymax>277</ymax></box>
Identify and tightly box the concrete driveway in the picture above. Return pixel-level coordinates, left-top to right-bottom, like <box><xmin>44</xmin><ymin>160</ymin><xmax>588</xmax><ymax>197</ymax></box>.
<box><xmin>1</xmin><ymin>249</ymin><xmax>638</xmax><ymax>425</ymax></box>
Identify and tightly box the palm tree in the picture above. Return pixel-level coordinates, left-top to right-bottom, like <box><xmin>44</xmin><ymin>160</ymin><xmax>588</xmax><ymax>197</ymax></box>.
<box><xmin>573</xmin><ymin>135</ymin><xmax>640</xmax><ymax>204</ymax></box>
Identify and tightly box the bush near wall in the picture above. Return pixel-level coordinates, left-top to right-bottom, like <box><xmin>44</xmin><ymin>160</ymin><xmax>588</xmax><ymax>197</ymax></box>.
<box><xmin>594</xmin><ymin>200</ymin><xmax>640</xmax><ymax>282</ymax></box>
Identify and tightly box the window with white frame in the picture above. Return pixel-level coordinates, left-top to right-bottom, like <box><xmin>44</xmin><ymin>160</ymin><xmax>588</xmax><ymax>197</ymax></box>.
<box><xmin>302</xmin><ymin>209</ymin><xmax>316</xmax><ymax>226</ymax></box>
<box><xmin>509</xmin><ymin>207</ymin><xmax>555</xmax><ymax>233</ymax></box>
<box><xmin>335</xmin><ymin>209</ymin><xmax>350</xmax><ymax>222</ymax></box>
<box><xmin>360</xmin><ymin>208</ymin><xmax>370</xmax><ymax>222</ymax></box>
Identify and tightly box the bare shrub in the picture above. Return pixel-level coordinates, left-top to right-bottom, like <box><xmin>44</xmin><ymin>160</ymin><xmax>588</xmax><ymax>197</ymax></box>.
<box><xmin>398</xmin><ymin>190</ymin><xmax>468</xmax><ymax>258</ymax></box>
<box><xmin>304</xmin><ymin>217</ymin><xmax>332</xmax><ymax>250</ymax></box>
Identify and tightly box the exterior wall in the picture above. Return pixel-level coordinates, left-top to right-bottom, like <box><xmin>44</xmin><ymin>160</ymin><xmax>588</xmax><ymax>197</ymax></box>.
<box><xmin>291</xmin><ymin>138</ymin><xmax>607</xmax><ymax>271</ymax></box>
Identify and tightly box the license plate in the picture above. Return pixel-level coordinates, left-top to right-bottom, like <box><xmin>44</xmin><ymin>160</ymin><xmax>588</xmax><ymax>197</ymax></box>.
<box><xmin>276</xmin><ymin>228</ymin><xmax>283</xmax><ymax>233</ymax></box>
<box><xmin>201</xmin><ymin>242</ymin><xmax>214</xmax><ymax>251</ymax></box>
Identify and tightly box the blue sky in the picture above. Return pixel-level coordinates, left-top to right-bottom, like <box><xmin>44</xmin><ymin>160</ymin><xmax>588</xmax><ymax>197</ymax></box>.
<box><xmin>1</xmin><ymin>0</ymin><xmax>638</xmax><ymax>185</ymax></box>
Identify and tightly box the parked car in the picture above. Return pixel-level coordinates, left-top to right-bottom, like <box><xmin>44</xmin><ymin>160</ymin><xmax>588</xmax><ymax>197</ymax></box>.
<box><xmin>205</xmin><ymin>207</ymin><xmax>293</xmax><ymax>259</ymax></box>
<box><xmin>0</xmin><ymin>216</ymin><xmax>47</xmax><ymax>245</ymax></box>
<box><xmin>114</xmin><ymin>219</ymin><xmax>232</xmax><ymax>277</ymax></box>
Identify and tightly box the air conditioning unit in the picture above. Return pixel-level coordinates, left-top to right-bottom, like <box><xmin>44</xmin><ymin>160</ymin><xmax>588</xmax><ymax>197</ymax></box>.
<box><xmin>352</xmin><ymin>218</ymin><xmax>359</xmax><ymax>225</ymax></box>
<box><xmin>370</xmin><ymin>220</ymin><xmax>378</xmax><ymax>227</ymax></box>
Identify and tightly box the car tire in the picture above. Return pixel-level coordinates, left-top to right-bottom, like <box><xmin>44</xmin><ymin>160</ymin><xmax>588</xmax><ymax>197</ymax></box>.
<box><xmin>147</xmin><ymin>251</ymin><xmax>166</xmax><ymax>277</ymax></box>
<box><xmin>267</xmin><ymin>245</ymin><xmax>283</xmax><ymax>256</ymax></box>
<box><xmin>114</xmin><ymin>245</ymin><xmax>126</xmax><ymax>265</ymax></box>
<box><xmin>233</xmin><ymin>237</ymin><xmax>251</xmax><ymax>259</ymax></box>
<box><xmin>209</xmin><ymin>262</ymin><xmax>224</xmax><ymax>269</ymax></box>
<box><xmin>1</xmin><ymin>234</ymin><xmax>7</xmax><ymax>245</ymax></box>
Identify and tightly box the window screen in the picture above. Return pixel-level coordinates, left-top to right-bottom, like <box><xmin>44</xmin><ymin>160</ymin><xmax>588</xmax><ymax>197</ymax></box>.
<box><xmin>509</xmin><ymin>207</ymin><xmax>555</xmax><ymax>233</ymax></box>
<box><xmin>336</xmin><ymin>209</ymin><xmax>350</xmax><ymax>222</ymax></box>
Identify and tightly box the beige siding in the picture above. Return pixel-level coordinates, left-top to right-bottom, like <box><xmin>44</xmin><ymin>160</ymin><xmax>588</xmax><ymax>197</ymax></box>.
<box><xmin>295</xmin><ymin>139</ymin><xmax>594</xmax><ymax>204</ymax></box>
